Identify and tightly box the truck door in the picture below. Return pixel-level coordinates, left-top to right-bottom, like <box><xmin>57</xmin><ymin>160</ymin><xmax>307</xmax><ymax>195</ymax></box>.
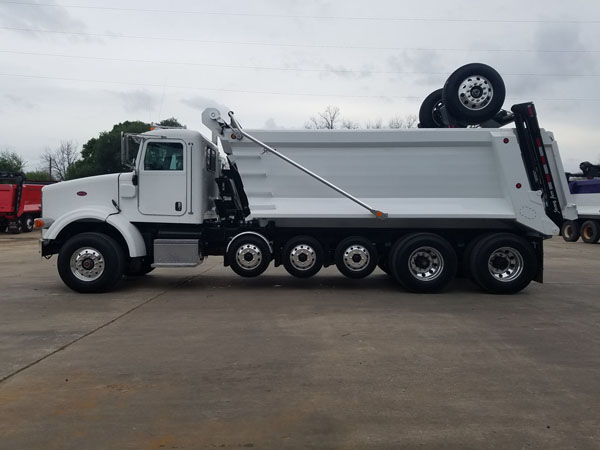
<box><xmin>138</xmin><ymin>139</ymin><xmax>187</xmax><ymax>216</ymax></box>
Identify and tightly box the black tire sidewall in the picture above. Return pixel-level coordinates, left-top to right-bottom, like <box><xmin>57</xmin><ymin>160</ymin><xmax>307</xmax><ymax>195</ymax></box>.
<box><xmin>418</xmin><ymin>89</ymin><xmax>445</xmax><ymax>128</ymax></box>
<box><xmin>334</xmin><ymin>236</ymin><xmax>378</xmax><ymax>279</ymax></box>
<box><xmin>442</xmin><ymin>63</ymin><xmax>506</xmax><ymax>124</ymax></box>
<box><xmin>561</xmin><ymin>221</ymin><xmax>580</xmax><ymax>242</ymax></box>
<box><xmin>20</xmin><ymin>215</ymin><xmax>34</xmax><ymax>233</ymax></box>
<box><xmin>390</xmin><ymin>233</ymin><xmax>457</xmax><ymax>293</ymax></box>
<box><xmin>581</xmin><ymin>221</ymin><xmax>600</xmax><ymax>244</ymax></box>
<box><xmin>57</xmin><ymin>232</ymin><xmax>125</xmax><ymax>293</ymax></box>
<box><xmin>470</xmin><ymin>234</ymin><xmax>536</xmax><ymax>294</ymax></box>
<box><xmin>226</xmin><ymin>235</ymin><xmax>271</xmax><ymax>277</ymax></box>
<box><xmin>283</xmin><ymin>236</ymin><xmax>324</xmax><ymax>278</ymax></box>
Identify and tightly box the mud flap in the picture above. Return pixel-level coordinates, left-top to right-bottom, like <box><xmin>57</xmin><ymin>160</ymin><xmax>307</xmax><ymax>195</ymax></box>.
<box><xmin>533</xmin><ymin>239</ymin><xmax>544</xmax><ymax>283</ymax></box>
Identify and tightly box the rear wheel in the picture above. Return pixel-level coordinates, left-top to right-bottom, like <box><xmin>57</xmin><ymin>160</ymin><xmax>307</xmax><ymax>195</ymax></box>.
<box><xmin>469</xmin><ymin>233</ymin><xmax>537</xmax><ymax>294</ymax></box>
<box><xmin>443</xmin><ymin>63</ymin><xmax>505</xmax><ymax>124</ymax></box>
<box><xmin>334</xmin><ymin>236</ymin><xmax>378</xmax><ymax>279</ymax></box>
<box><xmin>390</xmin><ymin>233</ymin><xmax>457</xmax><ymax>293</ymax></box>
<box><xmin>20</xmin><ymin>215</ymin><xmax>34</xmax><ymax>233</ymax></box>
<box><xmin>57</xmin><ymin>232</ymin><xmax>125</xmax><ymax>293</ymax></box>
<box><xmin>226</xmin><ymin>234</ymin><xmax>271</xmax><ymax>277</ymax></box>
<box><xmin>580</xmin><ymin>220</ymin><xmax>600</xmax><ymax>244</ymax></box>
<box><xmin>561</xmin><ymin>221</ymin><xmax>580</xmax><ymax>242</ymax></box>
<box><xmin>282</xmin><ymin>236</ymin><xmax>324</xmax><ymax>278</ymax></box>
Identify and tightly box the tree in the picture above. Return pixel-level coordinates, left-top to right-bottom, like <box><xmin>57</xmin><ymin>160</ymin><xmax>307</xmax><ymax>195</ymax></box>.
<box><xmin>0</xmin><ymin>150</ymin><xmax>26</xmax><ymax>173</ymax></box>
<box><xmin>341</xmin><ymin>119</ymin><xmax>360</xmax><ymax>129</ymax></box>
<box><xmin>66</xmin><ymin>121</ymin><xmax>151</xmax><ymax>180</ymax></box>
<box><xmin>158</xmin><ymin>117</ymin><xmax>183</xmax><ymax>127</ymax></box>
<box><xmin>25</xmin><ymin>170</ymin><xmax>53</xmax><ymax>182</ymax></box>
<box><xmin>41</xmin><ymin>141</ymin><xmax>80</xmax><ymax>181</ymax></box>
<box><xmin>365</xmin><ymin>119</ymin><xmax>383</xmax><ymax>130</ymax></box>
<box><xmin>305</xmin><ymin>105</ymin><xmax>341</xmax><ymax>129</ymax></box>
<box><xmin>388</xmin><ymin>114</ymin><xmax>418</xmax><ymax>129</ymax></box>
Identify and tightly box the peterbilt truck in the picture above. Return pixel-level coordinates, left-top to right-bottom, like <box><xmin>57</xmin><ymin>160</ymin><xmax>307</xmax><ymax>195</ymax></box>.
<box><xmin>37</xmin><ymin>65</ymin><xmax>576</xmax><ymax>294</ymax></box>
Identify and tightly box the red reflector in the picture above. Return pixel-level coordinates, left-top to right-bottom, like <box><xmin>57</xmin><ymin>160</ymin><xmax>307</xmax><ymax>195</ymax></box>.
<box><xmin>77</xmin><ymin>191</ymin><xmax>87</xmax><ymax>196</ymax></box>
<box><xmin>541</xmin><ymin>156</ymin><xmax>546</xmax><ymax>164</ymax></box>
<box><xmin>503</xmin><ymin>138</ymin><xmax>509</xmax><ymax>144</ymax></box>
<box><xmin>546</xmin><ymin>174</ymin><xmax>552</xmax><ymax>182</ymax></box>
<box><xmin>528</xmin><ymin>106</ymin><xmax>534</xmax><ymax>117</ymax></box>
<box><xmin>535</xmin><ymin>137</ymin><xmax>542</xmax><ymax>147</ymax></box>
<box><xmin>516</xmin><ymin>183</ymin><xmax>522</xmax><ymax>189</ymax></box>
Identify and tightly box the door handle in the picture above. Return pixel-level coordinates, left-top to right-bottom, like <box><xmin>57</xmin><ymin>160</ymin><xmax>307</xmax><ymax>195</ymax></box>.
<box><xmin>175</xmin><ymin>201</ymin><xmax>182</xmax><ymax>211</ymax></box>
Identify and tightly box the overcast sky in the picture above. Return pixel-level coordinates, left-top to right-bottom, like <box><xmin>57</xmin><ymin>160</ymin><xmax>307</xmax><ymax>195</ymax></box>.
<box><xmin>1</xmin><ymin>0</ymin><xmax>599</xmax><ymax>172</ymax></box>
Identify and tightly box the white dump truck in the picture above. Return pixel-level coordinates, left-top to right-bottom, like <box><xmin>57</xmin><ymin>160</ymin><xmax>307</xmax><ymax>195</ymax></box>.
<box><xmin>560</xmin><ymin>162</ymin><xmax>600</xmax><ymax>244</ymax></box>
<box><xmin>37</xmin><ymin>64</ymin><xmax>576</xmax><ymax>294</ymax></box>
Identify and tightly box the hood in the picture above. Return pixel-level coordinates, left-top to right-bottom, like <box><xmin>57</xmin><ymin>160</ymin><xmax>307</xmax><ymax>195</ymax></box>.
<box><xmin>42</xmin><ymin>173</ymin><xmax>120</xmax><ymax>220</ymax></box>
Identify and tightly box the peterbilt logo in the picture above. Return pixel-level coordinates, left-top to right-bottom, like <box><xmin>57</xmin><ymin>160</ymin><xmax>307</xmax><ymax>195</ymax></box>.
<box><xmin>76</xmin><ymin>191</ymin><xmax>87</xmax><ymax>196</ymax></box>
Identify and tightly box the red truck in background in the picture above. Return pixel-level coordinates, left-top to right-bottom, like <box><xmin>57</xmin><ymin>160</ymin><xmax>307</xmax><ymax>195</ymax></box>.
<box><xmin>0</xmin><ymin>173</ymin><xmax>54</xmax><ymax>233</ymax></box>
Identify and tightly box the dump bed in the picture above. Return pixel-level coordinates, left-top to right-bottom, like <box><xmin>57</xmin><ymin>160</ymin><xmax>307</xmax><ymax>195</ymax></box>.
<box><xmin>220</xmin><ymin>127</ymin><xmax>574</xmax><ymax>236</ymax></box>
<box><xmin>0</xmin><ymin>184</ymin><xmax>17</xmax><ymax>213</ymax></box>
<box><xmin>0</xmin><ymin>183</ymin><xmax>44</xmax><ymax>217</ymax></box>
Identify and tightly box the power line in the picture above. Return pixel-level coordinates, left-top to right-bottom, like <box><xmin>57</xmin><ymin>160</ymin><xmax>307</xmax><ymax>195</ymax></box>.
<box><xmin>1</xmin><ymin>1</ymin><xmax>599</xmax><ymax>24</ymax></box>
<box><xmin>2</xmin><ymin>26</ymin><xmax>599</xmax><ymax>54</ymax></box>
<box><xmin>2</xmin><ymin>72</ymin><xmax>600</xmax><ymax>102</ymax></box>
<box><xmin>2</xmin><ymin>49</ymin><xmax>600</xmax><ymax>77</ymax></box>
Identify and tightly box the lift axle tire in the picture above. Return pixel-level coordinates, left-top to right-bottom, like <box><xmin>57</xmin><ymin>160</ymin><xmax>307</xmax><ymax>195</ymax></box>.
<box><xmin>57</xmin><ymin>232</ymin><xmax>125</xmax><ymax>293</ymax></box>
<box><xmin>390</xmin><ymin>233</ymin><xmax>457</xmax><ymax>293</ymax></box>
<box><xmin>561</xmin><ymin>221</ymin><xmax>580</xmax><ymax>242</ymax></box>
<box><xmin>580</xmin><ymin>220</ymin><xmax>600</xmax><ymax>244</ymax></box>
<box><xmin>226</xmin><ymin>234</ymin><xmax>271</xmax><ymax>278</ymax></box>
<box><xmin>469</xmin><ymin>233</ymin><xmax>536</xmax><ymax>294</ymax></box>
<box><xmin>282</xmin><ymin>236</ymin><xmax>324</xmax><ymax>278</ymax></box>
<box><xmin>418</xmin><ymin>89</ymin><xmax>446</xmax><ymax>128</ymax></box>
<box><xmin>335</xmin><ymin>236</ymin><xmax>378</xmax><ymax>279</ymax></box>
<box><xmin>443</xmin><ymin>63</ymin><xmax>506</xmax><ymax>124</ymax></box>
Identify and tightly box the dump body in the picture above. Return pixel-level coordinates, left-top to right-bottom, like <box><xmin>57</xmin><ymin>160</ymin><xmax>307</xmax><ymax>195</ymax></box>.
<box><xmin>568</xmin><ymin>180</ymin><xmax>600</xmax><ymax>219</ymax></box>
<box><xmin>0</xmin><ymin>183</ymin><xmax>43</xmax><ymax>218</ymax></box>
<box><xmin>221</xmin><ymin>127</ymin><xmax>572</xmax><ymax>235</ymax></box>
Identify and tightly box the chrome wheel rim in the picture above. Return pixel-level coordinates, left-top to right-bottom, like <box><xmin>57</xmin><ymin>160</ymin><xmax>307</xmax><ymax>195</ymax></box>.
<box><xmin>343</xmin><ymin>245</ymin><xmax>370</xmax><ymax>271</ymax></box>
<box><xmin>487</xmin><ymin>247</ymin><xmax>524</xmax><ymax>282</ymax></box>
<box><xmin>457</xmin><ymin>75</ymin><xmax>494</xmax><ymax>111</ymax></box>
<box><xmin>408</xmin><ymin>246</ymin><xmax>444</xmax><ymax>281</ymax></box>
<box><xmin>289</xmin><ymin>244</ymin><xmax>316</xmax><ymax>270</ymax></box>
<box><xmin>70</xmin><ymin>247</ymin><xmax>105</xmax><ymax>282</ymax></box>
<box><xmin>236</xmin><ymin>244</ymin><xmax>262</xmax><ymax>270</ymax></box>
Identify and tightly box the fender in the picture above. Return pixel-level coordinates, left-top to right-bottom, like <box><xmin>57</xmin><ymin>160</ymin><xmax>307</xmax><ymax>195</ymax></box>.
<box><xmin>44</xmin><ymin>207</ymin><xmax>147</xmax><ymax>257</ymax></box>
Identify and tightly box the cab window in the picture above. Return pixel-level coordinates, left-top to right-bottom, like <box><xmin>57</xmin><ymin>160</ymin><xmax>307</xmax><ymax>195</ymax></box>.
<box><xmin>143</xmin><ymin>142</ymin><xmax>184</xmax><ymax>171</ymax></box>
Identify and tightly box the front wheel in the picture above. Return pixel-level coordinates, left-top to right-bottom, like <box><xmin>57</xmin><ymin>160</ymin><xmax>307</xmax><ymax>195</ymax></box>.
<box><xmin>469</xmin><ymin>234</ymin><xmax>537</xmax><ymax>294</ymax></box>
<box><xmin>57</xmin><ymin>232</ymin><xmax>125</xmax><ymax>293</ymax></box>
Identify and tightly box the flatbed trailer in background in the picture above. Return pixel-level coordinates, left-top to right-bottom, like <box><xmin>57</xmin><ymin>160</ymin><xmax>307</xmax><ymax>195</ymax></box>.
<box><xmin>560</xmin><ymin>172</ymin><xmax>600</xmax><ymax>244</ymax></box>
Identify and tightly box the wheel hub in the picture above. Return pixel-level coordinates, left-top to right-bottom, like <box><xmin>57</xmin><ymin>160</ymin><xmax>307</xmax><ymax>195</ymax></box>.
<box><xmin>70</xmin><ymin>247</ymin><xmax>105</xmax><ymax>282</ymax></box>
<box><xmin>290</xmin><ymin>245</ymin><xmax>316</xmax><ymax>270</ymax></box>
<box><xmin>408</xmin><ymin>247</ymin><xmax>444</xmax><ymax>281</ymax></box>
<box><xmin>487</xmin><ymin>247</ymin><xmax>524</xmax><ymax>282</ymax></box>
<box><xmin>343</xmin><ymin>245</ymin><xmax>370</xmax><ymax>271</ymax></box>
<box><xmin>236</xmin><ymin>244</ymin><xmax>262</xmax><ymax>270</ymax></box>
<box><xmin>458</xmin><ymin>75</ymin><xmax>494</xmax><ymax>111</ymax></box>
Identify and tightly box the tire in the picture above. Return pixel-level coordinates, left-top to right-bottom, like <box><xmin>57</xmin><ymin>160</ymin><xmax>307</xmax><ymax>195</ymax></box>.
<box><xmin>418</xmin><ymin>89</ymin><xmax>446</xmax><ymax>128</ymax></box>
<box><xmin>226</xmin><ymin>234</ymin><xmax>271</xmax><ymax>277</ymax></box>
<box><xmin>561</xmin><ymin>221</ymin><xmax>580</xmax><ymax>242</ymax></box>
<box><xmin>442</xmin><ymin>63</ymin><xmax>505</xmax><ymax>124</ymax></box>
<box><xmin>125</xmin><ymin>259</ymin><xmax>155</xmax><ymax>276</ymax></box>
<box><xmin>0</xmin><ymin>222</ymin><xmax>7</xmax><ymax>233</ymax></box>
<box><xmin>389</xmin><ymin>233</ymin><xmax>457</xmax><ymax>293</ymax></box>
<box><xmin>469</xmin><ymin>233</ymin><xmax>537</xmax><ymax>294</ymax></box>
<box><xmin>580</xmin><ymin>220</ymin><xmax>600</xmax><ymax>244</ymax></box>
<box><xmin>57</xmin><ymin>232</ymin><xmax>125</xmax><ymax>293</ymax></box>
<box><xmin>20</xmin><ymin>215</ymin><xmax>34</xmax><ymax>233</ymax></box>
<box><xmin>282</xmin><ymin>236</ymin><xmax>324</xmax><ymax>278</ymax></box>
<box><xmin>334</xmin><ymin>236</ymin><xmax>378</xmax><ymax>279</ymax></box>
<box><xmin>8</xmin><ymin>220</ymin><xmax>22</xmax><ymax>234</ymax></box>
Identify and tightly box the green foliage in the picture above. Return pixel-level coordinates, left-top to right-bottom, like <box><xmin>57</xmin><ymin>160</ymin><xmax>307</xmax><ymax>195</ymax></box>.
<box><xmin>158</xmin><ymin>117</ymin><xmax>183</xmax><ymax>127</ymax></box>
<box><xmin>25</xmin><ymin>170</ymin><xmax>53</xmax><ymax>182</ymax></box>
<box><xmin>66</xmin><ymin>121</ymin><xmax>151</xmax><ymax>180</ymax></box>
<box><xmin>0</xmin><ymin>150</ymin><xmax>26</xmax><ymax>173</ymax></box>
